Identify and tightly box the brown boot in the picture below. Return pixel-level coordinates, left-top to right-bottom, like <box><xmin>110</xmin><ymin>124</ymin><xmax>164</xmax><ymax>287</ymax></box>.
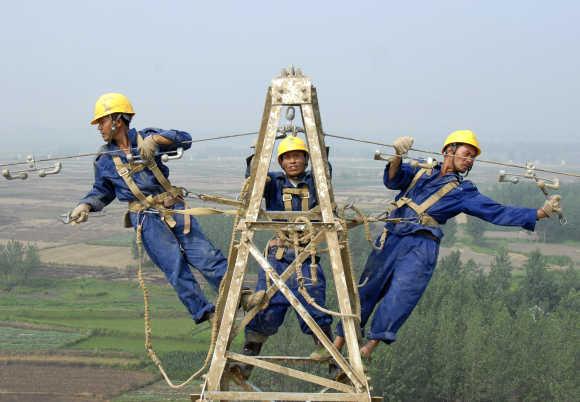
<box><xmin>308</xmin><ymin>326</ymin><xmax>334</xmax><ymax>361</ymax></box>
<box><xmin>229</xmin><ymin>331</ymin><xmax>268</xmax><ymax>380</ymax></box>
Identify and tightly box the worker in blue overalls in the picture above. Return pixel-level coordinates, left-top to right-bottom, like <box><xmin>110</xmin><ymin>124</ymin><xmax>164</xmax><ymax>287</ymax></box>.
<box><xmin>333</xmin><ymin>130</ymin><xmax>562</xmax><ymax>359</ymax></box>
<box><xmin>69</xmin><ymin>93</ymin><xmax>233</xmax><ymax>325</ymax></box>
<box><xmin>232</xmin><ymin>135</ymin><xmax>333</xmax><ymax>380</ymax></box>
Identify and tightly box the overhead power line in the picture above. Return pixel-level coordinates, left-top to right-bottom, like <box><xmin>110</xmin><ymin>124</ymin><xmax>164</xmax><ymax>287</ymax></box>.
<box><xmin>0</xmin><ymin>131</ymin><xmax>259</xmax><ymax>168</ymax></box>
<box><xmin>324</xmin><ymin>133</ymin><xmax>580</xmax><ymax>179</ymax></box>
<box><xmin>1</xmin><ymin>130</ymin><xmax>579</xmax><ymax>179</ymax></box>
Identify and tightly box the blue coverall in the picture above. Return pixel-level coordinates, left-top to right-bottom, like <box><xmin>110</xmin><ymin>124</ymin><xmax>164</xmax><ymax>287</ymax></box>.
<box><xmin>336</xmin><ymin>162</ymin><xmax>537</xmax><ymax>343</ymax></box>
<box><xmin>79</xmin><ymin>128</ymin><xmax>227</xmax><ymax>323</ymax></box>
<box><xmin>245</xmin><ymin>160</ymin><xmax>332</xmax><ymax>337</ymax></box>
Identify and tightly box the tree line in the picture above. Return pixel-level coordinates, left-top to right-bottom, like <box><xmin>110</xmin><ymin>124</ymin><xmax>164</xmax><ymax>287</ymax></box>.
<box><xmin>192</xmin><ymin>187</ymin><xmax>579</xmax><ymax>401</ymax></box>
<box><xmin>465</xmin><ymin>182</ymin><xmax>580</xmax><ymax>244</ymax></box>
<box><xmin>366</xmin><ymin>249</ymin><xmax>578</xmax><ymax>401</ymax></box>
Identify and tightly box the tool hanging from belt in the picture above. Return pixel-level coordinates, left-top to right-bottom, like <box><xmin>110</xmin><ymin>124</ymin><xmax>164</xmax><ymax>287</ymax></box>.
<box><xmin>112</xmin><ymin>132</ymin><xmax>191</xmax><ymax>234</ymax></box>
<box><xmin>375</xmin><ymin>168</ymin><xmax>459</xmax><ymax>250</ymax></box>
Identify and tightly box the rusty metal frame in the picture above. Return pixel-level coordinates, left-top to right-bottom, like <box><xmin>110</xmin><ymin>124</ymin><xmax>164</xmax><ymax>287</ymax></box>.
<box><xmin>197</xmin><ymin>67</ymin><xmax>371</xmax><ymax>402</ymax></box>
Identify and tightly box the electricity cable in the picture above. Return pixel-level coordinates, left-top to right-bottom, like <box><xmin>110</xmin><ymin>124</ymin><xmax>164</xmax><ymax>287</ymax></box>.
<box><xmin>2</xmin><ymin>130</ymin><xmax>579</xmax><ymax>179</ymax></box>
<box><xmin>0</xmin><ymin>131</ymin><xmax>259</xmax><ymax>168</ymax></box>
<box><xmin>324</xmin><ymin>133</ymin><xmax>580</xmax><ymax>179</ymax></box>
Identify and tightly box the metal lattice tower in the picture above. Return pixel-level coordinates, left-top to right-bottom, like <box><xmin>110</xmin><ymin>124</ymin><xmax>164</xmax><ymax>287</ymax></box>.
<box><xmin>194</xmin><ymin>67</ymin><xmax>373</xmax><ymax>402</ymax></box>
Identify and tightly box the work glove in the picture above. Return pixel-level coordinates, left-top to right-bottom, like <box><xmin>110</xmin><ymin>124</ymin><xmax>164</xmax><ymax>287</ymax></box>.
<box><xmin>393</xmin><ymin>136</ymin><xmax>414</xmax><ymax>155</ymax></box>
<box><xmin>70</xmin><ymin>203</ymin><xmax>91</xmax><ymax>224</ymax></box>
<box><xmin>542</xmin><ymin>195</ymin><xmax>562</xmax><ymax>217</ymax></box>
<box><xmin>138</xmin><ymin>135</ymin><xmax>159</xmax><ymax>161</ymax></box>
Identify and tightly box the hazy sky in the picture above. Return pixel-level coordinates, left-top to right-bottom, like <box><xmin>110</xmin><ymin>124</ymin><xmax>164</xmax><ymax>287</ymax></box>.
<box><xmin>2</xmin><ymin>0</ymin><xmax>579</xmax><ymax>153</ymax></box>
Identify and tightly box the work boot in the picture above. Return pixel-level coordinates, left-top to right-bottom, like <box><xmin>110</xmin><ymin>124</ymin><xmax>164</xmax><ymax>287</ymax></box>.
<box><xmin>229</xmin><ymin>331</ymin><xmax>268</xmax><ymax>381</ymax></box>
<box><xmin>240</xmin><ymin>289</ymin><xmax>266</xmax><ymax>311</ymax></box>
<box><xmin>198</xmin><ymin>310</ymin><xmax>215</xmax><ymax>325</ymax></box>
<box><xmin>308</xmin><ymin>326</ymin><xmax>334</xmax><ymax>361</ymax></box>
<box><xmin>328</xmin><ymin>361</ymin><xmax>350</xmax><ymax>384</ymax></box>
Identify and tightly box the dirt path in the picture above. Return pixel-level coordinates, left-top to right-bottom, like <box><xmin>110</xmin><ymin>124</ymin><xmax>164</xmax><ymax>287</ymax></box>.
<box><xmin>439</xmin><ymin>246</ymin><xmax>528</xmax><ymax>271</ymax></box>
<box><xmin>0</xmin><ymin>362</ymin><xmax>156</xmax><ymax>402</ymax></box>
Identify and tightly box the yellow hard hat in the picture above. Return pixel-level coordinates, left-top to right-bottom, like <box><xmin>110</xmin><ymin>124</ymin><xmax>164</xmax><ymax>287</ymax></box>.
<box><xmin>277</xmin><ymin>136</ymin><xmax>309</xmax><ymax>160</ymax></box>
<box><xmin>442</xmin><ymin>129</ymin><xmax>481</xmax><ymax>156</ymax></box>
<box><xmin>90</xmin><ymin>93</ymin><xmax>135</xmax><ymax>125</ymax></box>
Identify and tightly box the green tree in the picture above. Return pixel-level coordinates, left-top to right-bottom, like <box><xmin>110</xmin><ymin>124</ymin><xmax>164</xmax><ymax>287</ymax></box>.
<box><xmin>22</xmin><ymin>243</ymin><xmax>40</xmax><ymax>281</ymax></box>
<box><xmin>465</xmin><ymin>215</ymin><xmax>486</xmax><ymax>242</ymax></box>
<box><xmin>479</xmin><ymin>247</ymin><xmax>514</xmax><ymax>307</ymax></box>
<box><xmin>441</xmin><ymin>217</ymin><xmax>457</xmax><ymax>246</ymax></box>
<box><xmin>0</xmin><ymin>240</ymin><xmax>40</xmax><ymax>289</ymax></box>
<box><xmin>520</xmin><ymin>250</ymin><xmax>558</xmax><ymax>311</ymax></box>
<box><xmin>487</xmin><ymin>182</ymin><xmax>580</xmax><ymax>243</ymax></box>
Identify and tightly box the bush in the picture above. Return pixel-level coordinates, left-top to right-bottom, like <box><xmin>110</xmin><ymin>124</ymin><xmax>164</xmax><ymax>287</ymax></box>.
<box><xmin>0</xmin><ymin>240</ymin><xmax>41</xmax><ymax>289</ymax></box>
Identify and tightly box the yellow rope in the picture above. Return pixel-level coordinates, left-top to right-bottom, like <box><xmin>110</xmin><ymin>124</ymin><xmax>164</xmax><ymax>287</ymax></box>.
<box><xmin>133</xmin><ymin>197</ymin><xmax>399</xmax><ymax>387</ymax></box>
<box><xmin>135</xmin><ymin>222</ymin><xmax>221</xmax><ymax>389</ymax></box>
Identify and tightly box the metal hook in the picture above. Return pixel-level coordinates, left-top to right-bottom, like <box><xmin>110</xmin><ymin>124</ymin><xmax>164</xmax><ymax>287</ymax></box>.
<box><xmin>2</xmin><ymin>169</ymin><xmax>28</xmax><ymax>180</ymax></box>
<box><xmin>374</xmin><ymin>150</ymin><xmax>437</xmax><ymax>169</ymax></box>
<box><xmin>286</xmin><ymin>106</ymin><xmax>295</xmax><ymax>122</ymax></box>
<box><xmin>410</xmin><ymin>158</ymin><xmax>438</xmax><ymax>169</ymax></box>
<box><xmin>26</xmin><ymin>155</ymin><xmax>36</xmax><ymax>168</ymax></box>
<box><xmin>161</xmin><ymin>147</ymin><xmax>184</xmax><ymax>162</ymax></box>
<box><xmin>127</xmin><ymin>147</ymin><xmax>184</xmax><ymax>164</ymax></box>
<box><xmin>59</xmin><ymin>210</ymin><xmax>106</xmax><ymax>224</ymax></box>
<box><xmin>59</xmin><ymin>211</ymin><xmax>73</xmax><ymax>224</ymax></box>
<box><xmin>373</xmin><ymin>150</ymin><xmax>394</xmax><ymax>162</ymax></box>
<box><xmin>38</xmin><ymin>162</ymin><xmax>62</xmax><ymax>177</ymax></box>
<box><xmin>498</xmin><ymin>170</ymin><xmax>519</xmax><ymax>184</ymax></box>
<box><xmin>2</xmin><ymin>154</ymin><xmax>63</xmax><ymax>180</ymax></box>
<box><xmin>498</xmin><ymin>169</ymin><xmax>559</xmax><ymax>187</ymax></box>
<box><xmin>501</xmin><ymin>164</ymin><xmax>566</xmax><ymax>225</ymax></box>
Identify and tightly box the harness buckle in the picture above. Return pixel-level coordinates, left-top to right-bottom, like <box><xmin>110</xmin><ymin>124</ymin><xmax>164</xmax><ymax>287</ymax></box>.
<box><xmin>282</xmin><ymin>194</ymin><xmax>292</xmax><ymax>202</ymax></box>
<box><xmin>117</xmin><ymin>167</ymin><xmax>131</xmax><ymax>177</ymax></box>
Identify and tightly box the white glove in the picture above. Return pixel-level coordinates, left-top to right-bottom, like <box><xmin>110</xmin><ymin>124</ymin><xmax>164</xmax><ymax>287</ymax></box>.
<box><xmin>70</xmin><ymin>203</ymin><xmax>91</xmax><ymax>224</ymax></box>
<box><xmin>542</xmin><ymin>195</ymin><xmax>562</xmax><ymax>217</ymax></box>
<box><xmin>393</xmin><ymin>136</ymin><xmax>414</xmax><ymax>155</ymax></box>
<box><xmin>138</xmin><ymin>136</ymin><xmax>159</xmax><ymax>161</ymax></box>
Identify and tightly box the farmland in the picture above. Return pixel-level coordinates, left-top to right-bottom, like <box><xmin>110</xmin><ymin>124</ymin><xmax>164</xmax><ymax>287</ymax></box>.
<box><xmin>0</xmin><ymin>156</ymin><xmax>578</xmax><ymax>400</ymax></box>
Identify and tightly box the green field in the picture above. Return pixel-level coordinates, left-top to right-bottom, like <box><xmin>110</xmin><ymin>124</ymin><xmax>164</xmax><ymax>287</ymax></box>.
<box><xmin>1</xmin><ymin>214</ymin><xmax>578</xmax><ymax>401</ymax></box>
<box><xmin>0</xmin><ymin>277</ymin><xmax>215</xmax><ymax>346</ymax></box>
<box><xmin>0</xmin><ymin>274</ymin><xmax>221</xmax><ymax>397</ymax></box>
<box><xmin>0</xmin><ymin>326</ymin><xmax>85</xmax><ymax>351</ymax></box>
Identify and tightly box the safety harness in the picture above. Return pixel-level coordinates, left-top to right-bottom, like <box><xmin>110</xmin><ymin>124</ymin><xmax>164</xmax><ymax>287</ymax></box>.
<box><xmin>282</xmin><ymin>187</ymin><xmax>310</xmax><ymax>211</ymax></box>
<box><xmin>266</xmin><ymin>184</ymin><xmax>320</xmax><ymax>288</ymax></box>
<box><xmin>375</xmin><ymin>168</ymin><xmax>459</xmax><ymax>250</ymax></box>
<box><xmin>111</xmin><ymin>132</ymin><xmax>191</xmax><ymax>234</ymax></box>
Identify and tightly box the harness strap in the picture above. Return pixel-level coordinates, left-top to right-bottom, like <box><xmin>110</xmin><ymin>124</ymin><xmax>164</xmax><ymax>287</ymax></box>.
<box><xmin>393</xmin><ymin>169</ymin><xmax>459</xmax><ymax>226</ymax></box>
<box><xmin>403</xmin><ymin>168</ymin><xmax>428</xmax><ymax>197</ymax></box>
<box><xmin>413</xmin><ymin>181</ymin><xmax>459</xmax><ymax>215</ymax></box>
<box><xmin>112</xmin><ymin>155</ymin><xmax>150</xmax><ymax>205</ymax></box>
<box><xmin>136</xmin><ymin>133</ymin><xmax>174</xmax><ymax>193</ymax></box>
<box><xmin>282</xmin><ymin>187</ymin><xmax>310</xmax><ymax>212</ymax></box>
<box><xmin>112</xmin><ymin>132</ymin><xmax>190</xmax><ymax>234</ymax></box>
<box><xmin>376</xmin><ymin>227</ymin><xmax>388</xmax><ymax>250</ymax></box>
<box><xmin>127</xmin><ymin>197</ymin><xmax>178</xmax><ymax>229</ymax></box>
